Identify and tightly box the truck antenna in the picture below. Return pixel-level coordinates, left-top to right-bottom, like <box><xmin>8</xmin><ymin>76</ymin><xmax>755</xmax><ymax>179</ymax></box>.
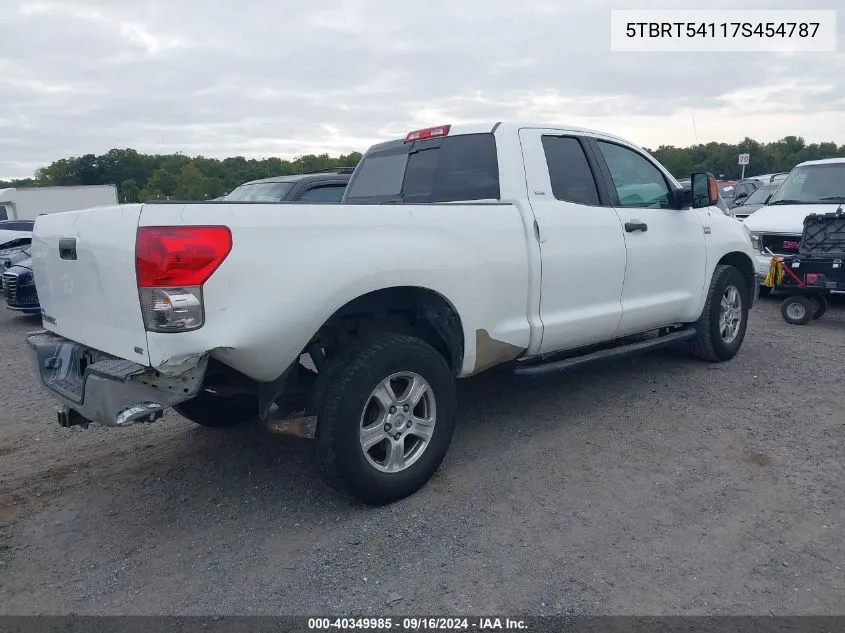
<box><xmin>692</xmin><ymin>111</ymin><xmax>700</xmax><ymax>144</ymax></box>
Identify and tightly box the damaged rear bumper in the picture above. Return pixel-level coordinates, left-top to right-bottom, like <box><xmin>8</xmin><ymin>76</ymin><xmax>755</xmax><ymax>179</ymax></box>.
<box><xmin>26</xmin><ymin>330</ymin><xmax>207</xmax><ymax>427</ymax></box>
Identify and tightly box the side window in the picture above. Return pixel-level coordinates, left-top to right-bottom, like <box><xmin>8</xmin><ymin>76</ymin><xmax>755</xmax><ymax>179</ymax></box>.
<box><xmin>400</xmin><ymin>133</ymin><xmax>500</xmax><ymax>203</ymax></box>
<box><xmin>0</xmin><ymin>205</ymin><xmax>7</xmax><ymax>221</ymax></box>
<box><xmin>297</xmin><ymin>184</ymin><xmax>347</xmax><ymax>203</ymax></box>
<box><xmin>541</xmin><ymin>136</ymin><xmax>600</xmax><ymax>206</ymax></box>
<box><xmin>431</xmin><ymin>134</ymin><xmax>500</xmax><ymax>202</ymax></box>
<box><xmin>597</xmin><ymin>140</ymin><xmax>671</xmax><ymax>209</ymax></box>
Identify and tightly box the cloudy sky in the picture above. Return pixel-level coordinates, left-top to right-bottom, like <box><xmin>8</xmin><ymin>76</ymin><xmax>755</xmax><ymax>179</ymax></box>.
<box><xmin>1</xmin><ymin>0</ymin><xmax>843</xmax><ymax>179</ymax></box>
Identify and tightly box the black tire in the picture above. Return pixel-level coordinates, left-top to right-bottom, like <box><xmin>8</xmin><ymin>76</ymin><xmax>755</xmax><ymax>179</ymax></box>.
<box><xmin>314</xmin><ymin>333</ymin><xmax>457</xmax><ymax>506</ymax></box>
<box><xmin>780</xmin><ymin>295</ymin><xmax>813</xmax><ymax>326</ymax></box>
<box><xmin>173</xmin><ymin>391</ymin><xmax>258</xmax><ymax>428</ymax></box>
<box><xmin>690</xmin><ymin>264</ymin><xmax>750</xmax><ymax>362</ymax></box>
<box><xmin>811</xmin><ymin>294</ymin><xmax>828</xmax><ymax>319</ymax></box>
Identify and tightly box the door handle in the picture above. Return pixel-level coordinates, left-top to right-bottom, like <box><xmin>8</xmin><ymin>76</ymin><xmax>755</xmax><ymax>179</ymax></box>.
<box><xmin>58</xmin><ymin>238</ymin><xmax>77</xmax><ymax>260</ymax></box>
<box><xmin>624</xmin><ymin>220</ymin><xmax>648</xmax><ymax>233</ymax></box>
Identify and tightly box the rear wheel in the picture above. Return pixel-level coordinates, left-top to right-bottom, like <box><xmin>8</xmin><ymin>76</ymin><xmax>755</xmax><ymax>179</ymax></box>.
<box><xmin>690</xmin><ymin>265</ymin><xmax>749</xmax><ymax>361</ymax></box>
<box><xmin>314</xmin><ymin>333</ymin><xmax>457</xmax><ymax>505</ymax></box>
<box><xmin>174</xmin><ymin>391</ymin><xmax>258</xmax><ymax>428</ymax></box>
<box><xmin>780</xmin><ymin>295</ymin><xmax>813</xmax><ymax>326</ymax></box>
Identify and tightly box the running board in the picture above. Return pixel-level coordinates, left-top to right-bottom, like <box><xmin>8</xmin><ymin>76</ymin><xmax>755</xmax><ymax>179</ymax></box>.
<box><xmin>513</xmin><ymin>328</ymin><xmax>698</xmax><ymax>377</ymax></box>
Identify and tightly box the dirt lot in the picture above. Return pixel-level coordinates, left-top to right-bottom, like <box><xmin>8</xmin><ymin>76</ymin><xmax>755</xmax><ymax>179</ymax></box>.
<box><xmin>0</xmin><ymin>297</ymin><xmax>843</xmax><ymax>616</ymax></box>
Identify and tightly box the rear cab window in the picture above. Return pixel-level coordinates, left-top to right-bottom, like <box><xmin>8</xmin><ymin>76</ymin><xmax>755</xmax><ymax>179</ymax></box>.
<box><xmin>343</xmin><ymin>133</ymin><xmax>500</xmax><ymax>204</ymax></box>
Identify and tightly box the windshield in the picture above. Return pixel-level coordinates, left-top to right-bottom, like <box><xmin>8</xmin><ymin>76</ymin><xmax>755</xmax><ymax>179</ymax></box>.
<box><xmin>719</xmin><ymin>186</ymin><xmax>734</xmax><ymax>199</ymax></box>
<box><xmin>745</xmin><ymin>184</ymin><xmax>778</xmax><ymax>206</ymax></box>
<box><xmin>767</xmin><ymin>163</ymin><xmax>845</xmax><ymax>205</ymax></box>
<box><xmin>224</xmin><ymin>181</ymin><xmax>294</xmax><ymax>202</ymax></box>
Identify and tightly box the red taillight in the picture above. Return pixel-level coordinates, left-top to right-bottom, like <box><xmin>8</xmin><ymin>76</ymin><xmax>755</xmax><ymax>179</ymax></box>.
<box><xmin>405</xmin><ymin>125</ymin><xmax>450</xmax><ymax>143</ymax></box>
<box><xmin>136</xmin><ymin>226</ymin><xmax>232</xmax><ymax>288</ymax></box>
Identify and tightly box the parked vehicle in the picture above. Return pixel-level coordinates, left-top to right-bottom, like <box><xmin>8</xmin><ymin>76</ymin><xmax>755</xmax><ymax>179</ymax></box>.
<box><xmin>743</xmin><ymin>157</ymin><xmax>845</xmax><ymax>290</ymax></box>
<box><xmin>750</xmin><ymin>173</ymin><xmax>789</xmax><ymax>186</ymax></box>
<box><xmin>0</xmin><ymin>185</ymin><xmax>118</xmax><ymax>221</ymax></box>
<box><xmin>1</xmin><ymin>256</ymin><xmax>37</xmax><ymax>313</ymax></box>
<box><xmin>0</xmin><ymin>220</ymin><xmax>34</xmax><ymax>271</ymax></box>
<box><xmin>718</xmin><ymin>182</ymin><xmax>736</xmax><ymax>207</ymax></box>
<box><xmin>223</xmin><ymin>168</ymin><xmax>353</xmax><ymax>203</ymax></box>
<box><xmin>732</xmin><ymin>183</ymin><xmax>780</xmax><ymax>220</ymax></box>
<box><xmin>25</xmin><ymin>122</ymin><xmax>757</xmax><ymax>505</ymax></box>
<box><xmin>729</xmin><ymin>179</ymin><xmax>764</xmax><ymax>208</ymax></box>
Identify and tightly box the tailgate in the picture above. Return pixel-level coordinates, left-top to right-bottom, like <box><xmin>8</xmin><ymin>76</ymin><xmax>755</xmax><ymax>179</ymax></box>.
<box><xmin>31</xmin><ymin>204</ymin><xmax>150</xmax><ymax>364</ymax></box>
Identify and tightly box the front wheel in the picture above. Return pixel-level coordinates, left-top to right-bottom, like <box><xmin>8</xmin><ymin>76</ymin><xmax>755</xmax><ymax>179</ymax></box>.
<box><xmin>689</xmin><ymin>265</ymin><xmax>749</xmax><ymax>361</ymax></box>
<box><xmin>314</xmin><ymin>333</ymin><xmax>457</xmax><ymax>505</ymax></box>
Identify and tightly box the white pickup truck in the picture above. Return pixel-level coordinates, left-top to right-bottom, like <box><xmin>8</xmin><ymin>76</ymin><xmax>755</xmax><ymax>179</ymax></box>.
<box><xmin>25</xmin><ymin>122</ymin><xmax>758</xmax><ymax>504</ymax></box>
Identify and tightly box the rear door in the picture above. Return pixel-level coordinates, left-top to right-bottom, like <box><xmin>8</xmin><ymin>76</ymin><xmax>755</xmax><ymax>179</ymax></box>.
<box><xmin>31</xmin><ymin>204</ymin><xmax>150</xmax><ymax>364</ymax></box>
<box><xmin>518</xmin><ymin>129</ymin><xmax>628</xmax><ymax>352</ymax></box>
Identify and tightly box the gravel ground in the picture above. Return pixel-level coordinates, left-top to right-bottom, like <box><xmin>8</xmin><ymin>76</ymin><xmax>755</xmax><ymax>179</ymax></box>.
<box><xmin>0</xmin><ymin>296</ymin><xmax>843</xmax><ymax>616</ymax></box>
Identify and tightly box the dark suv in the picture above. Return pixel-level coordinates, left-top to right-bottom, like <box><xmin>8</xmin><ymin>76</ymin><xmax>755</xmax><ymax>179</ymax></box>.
<box><xmin>223</xmin><ymin>167</ymin><xmax>353</xmax><ymax>203</ymax></box>
<box><xmin>730</xmin><ymin>179</ymin><xmax>764</xmax><ymax>208</ymax></box>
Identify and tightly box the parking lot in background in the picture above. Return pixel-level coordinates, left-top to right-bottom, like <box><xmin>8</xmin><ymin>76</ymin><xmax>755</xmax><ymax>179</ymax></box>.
<box><xmin>0</xmin><ymin>296</ymin><xmax>843</xmax><ymax>615</ymax></box>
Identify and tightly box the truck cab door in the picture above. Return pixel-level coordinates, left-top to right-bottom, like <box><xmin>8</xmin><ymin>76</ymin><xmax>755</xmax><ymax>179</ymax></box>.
<box><xmin>518</xmin><ymin>128</ymin><xmax>627</xmax><ymax>354</ymax></box>
<box><xmin>587</xmin><ymin>137</ymin><xmax>707</xmax><ymax>336</ymax></box>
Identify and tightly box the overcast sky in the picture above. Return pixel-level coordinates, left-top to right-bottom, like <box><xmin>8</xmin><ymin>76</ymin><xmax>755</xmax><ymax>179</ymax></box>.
<box><xmin>1</xmin><ymin>0</ymin><xmax>843</xmax><ymax>179</ymax></box>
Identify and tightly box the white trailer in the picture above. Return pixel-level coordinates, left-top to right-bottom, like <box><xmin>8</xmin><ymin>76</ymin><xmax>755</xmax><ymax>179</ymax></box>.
<box><xmin>0</xmin><ymin>185</ymin><xmax>118</xmax><ymax>221</ymax></box>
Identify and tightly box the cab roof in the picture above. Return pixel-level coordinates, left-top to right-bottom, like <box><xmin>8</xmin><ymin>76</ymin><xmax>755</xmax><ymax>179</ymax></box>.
<box><xmin>366</xmin><ymin>121</ymin><xmax>640</xmax><ymax>153</ymax></box>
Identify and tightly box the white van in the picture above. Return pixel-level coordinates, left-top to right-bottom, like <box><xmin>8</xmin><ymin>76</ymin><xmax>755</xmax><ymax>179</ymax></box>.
<box><xmin>0</xmin><ymin>185</ymin><xmax>118</xmax><ymax>221</ymax></box>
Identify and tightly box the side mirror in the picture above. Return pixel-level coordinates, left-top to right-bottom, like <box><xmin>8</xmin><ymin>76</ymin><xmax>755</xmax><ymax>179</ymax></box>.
<box><xmin>675</xmin><ymin>186</ymin><xmax>693</xmax><ymax>208</ymax></box>
<box><xmin>691</xmin><ymin>172</ymin><xmax>718</xmax><ymax>209</ymax></box>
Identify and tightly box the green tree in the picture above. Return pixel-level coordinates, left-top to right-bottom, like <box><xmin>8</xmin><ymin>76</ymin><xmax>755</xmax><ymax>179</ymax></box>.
<box><xmin>147</xmin><ymin>168</ymin><xmax>179</xmax><ymax>199</ymax></box>
<box><xmin>10</xmin><ymin>136</ymin><xmax>840</xmax><ymax>198</ymax></box>
<box><xmin>119</xmin><ymin>179</ymin><xmax>141</xmax><ymax>203</ymax></box>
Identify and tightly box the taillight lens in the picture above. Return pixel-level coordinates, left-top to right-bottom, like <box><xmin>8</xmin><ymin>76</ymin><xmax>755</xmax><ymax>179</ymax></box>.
<box><xmin>405</xmin><ymin>125</ymin><xmax>450</xmax><ymax>142</ymax></box>
<box><xmin>136</xmin><ymin>226</ymin><xmax>232</xmax><ymax>288</ymax></box>
<box><xmin>136</xmin><ymin>226</ymin><xmax>231</xmax><ymax>332</ymax></box>
<box><xmin>139</xmin><ymin>287</ymin><xmax>204</xmax><ymax>332</ymax></box>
